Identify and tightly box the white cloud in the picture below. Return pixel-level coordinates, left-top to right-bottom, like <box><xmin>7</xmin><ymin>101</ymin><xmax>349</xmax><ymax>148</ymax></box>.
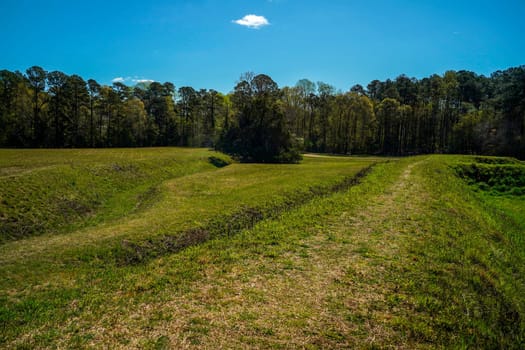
<box><xmin>133</xmin><ymin>79</ymin><xmax>154</xmax><ymax>83</ymax></box>
<box><xmin>233</xmin><ymin>14</ymin><xmax>269</xmax><ymax>29</ymax></box>
<box><xmin>111</xmin><ymin>77</ymin><xmax>155</xmax><ymax>85</ymax></box>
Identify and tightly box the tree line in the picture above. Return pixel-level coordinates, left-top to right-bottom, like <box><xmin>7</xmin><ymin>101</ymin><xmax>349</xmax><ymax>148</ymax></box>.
<box><xmin>0</xmin><ymin>67</ymin><xmax>228</xmax><ymax>148</ymax></box>
<box><xmin>1</xmin><ymin>65</ymin><xmax>524</xmax><ymax>159</ymax></box>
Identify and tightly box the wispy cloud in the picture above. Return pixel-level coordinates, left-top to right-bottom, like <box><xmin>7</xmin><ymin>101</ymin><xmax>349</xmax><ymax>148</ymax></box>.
<box><xmin>233</xmin><ymin>14</ymin><xmax>269</xmax><ymax>29</ymax></box>
<box><xmin>134</xmin><ymin>79</ymin><xmax>154</xmax><ymax>83</ymax></box>
<box><xmin>111</xmin><ymin>76</ymin><xmax>155</xmax><ymax>85</ymax></box>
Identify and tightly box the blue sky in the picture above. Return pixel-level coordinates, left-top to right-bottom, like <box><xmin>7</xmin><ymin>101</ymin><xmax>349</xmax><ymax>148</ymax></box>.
<box><xmin>2</xmin><ymin>0</ymin><xmax>524</xmax><ymax>93</ymax></box>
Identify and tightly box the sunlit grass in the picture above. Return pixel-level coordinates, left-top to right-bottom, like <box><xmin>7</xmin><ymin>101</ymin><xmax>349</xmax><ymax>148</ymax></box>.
<box><xmin>1</xmin><ymin>151</ymin><xmax>524</xmax><ymax>348</ymax></box>
<box><xmin>0</xmin><ymin>148</ymin><xmax>231</xmax><ymax>242</ymax></box>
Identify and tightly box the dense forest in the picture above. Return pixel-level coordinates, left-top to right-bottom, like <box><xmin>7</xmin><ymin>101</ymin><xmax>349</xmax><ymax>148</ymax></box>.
<box><xmin>0</xmin><ymin>65</ymin><xmax>524</xmax><ymax>159</ymax></box>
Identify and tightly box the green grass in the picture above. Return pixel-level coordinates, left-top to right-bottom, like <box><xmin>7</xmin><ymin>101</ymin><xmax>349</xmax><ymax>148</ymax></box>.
<box><xmin>1</xmin><ymin>150</ymin><xmax>524</xmax><ymax>348</ymax></box>
<box><xmin>385</xmin><ymin>156</ymin><xmax>525</xmax><ymax>348</ymax></box>
<box><xmin>453</xmin><ymin>155</ymin><xmax>525</xmax><ymax>254</ymax></box>
<box><xmin>0</xmin><ymin>148</ymin><xmax>232</xmax><ymax>242</ymax></box>
<box><xmin>0</xmin><ymin>150</ymin><xmax>381</xmax><ymax>347</ymax></box>
<box><xmin>0</xmin><ymin>152</ymin><xmax>379</xmax><ymax>268</ymax></box>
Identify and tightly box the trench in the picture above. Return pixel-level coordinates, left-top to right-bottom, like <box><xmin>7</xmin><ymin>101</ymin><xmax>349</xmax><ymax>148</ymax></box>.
<box><xmin>116</xmin><ymin>163</ymin><xmax>379</xmax><ymax>265</ymax></box>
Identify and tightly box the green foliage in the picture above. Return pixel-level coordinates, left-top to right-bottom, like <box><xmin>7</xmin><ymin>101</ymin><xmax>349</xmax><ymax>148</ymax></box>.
<box><xmin>2</xmin><ymin>65</ymin><xmax>525</xmax><ymax>158</ymax></box>
<box><xmin>217</xmin><ymin>73</ymin><xmax>302</xmax><ymax>163</ymax></box>
<box><xmin>454</xmin><ymin>156</ymin><xmax>525</xmax><ymax>194</ymax></box>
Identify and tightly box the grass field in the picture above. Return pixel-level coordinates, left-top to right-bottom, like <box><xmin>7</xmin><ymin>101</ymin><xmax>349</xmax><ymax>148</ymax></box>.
<box><xmin>0</xmin><ymin>149</ymin><xmax>524</xmax><ymax>348</ymax></box>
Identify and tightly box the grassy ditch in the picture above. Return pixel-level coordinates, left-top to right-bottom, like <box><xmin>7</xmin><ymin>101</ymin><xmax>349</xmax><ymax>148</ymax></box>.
<box><xmin>115</xmin><ymin>164</ymin><xmax>375</xmax><ymax>265</ymax></box>
<box><xmin>454</xmin><ymin>156</ymin><xmax>525</xmax><ymax>195</ymax></box>
<box><xmin>453</xmin><ymin>155</ymin><xmax>525</xmax><ymax>257</ymax></box>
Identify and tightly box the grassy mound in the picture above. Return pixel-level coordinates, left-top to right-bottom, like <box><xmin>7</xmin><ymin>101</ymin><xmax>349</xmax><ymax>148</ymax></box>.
<box><xmin>0</xmin><ymin>148</ymin><xmax>231</xmax><ymax>242</ymax></box>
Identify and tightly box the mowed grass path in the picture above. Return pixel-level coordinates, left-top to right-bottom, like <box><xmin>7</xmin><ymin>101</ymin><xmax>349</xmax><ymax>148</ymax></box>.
<box><xmin>1</xmin><ymin>152</ymin><xmax>524</xmax><ymax>348</ymax></box>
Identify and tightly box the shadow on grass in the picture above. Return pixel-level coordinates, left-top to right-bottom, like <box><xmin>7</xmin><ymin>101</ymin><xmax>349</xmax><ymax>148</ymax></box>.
<box><xmin>208</xmin><ymin>156</ymin><xmax>231</xmax><ymax>168</ymax></box>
